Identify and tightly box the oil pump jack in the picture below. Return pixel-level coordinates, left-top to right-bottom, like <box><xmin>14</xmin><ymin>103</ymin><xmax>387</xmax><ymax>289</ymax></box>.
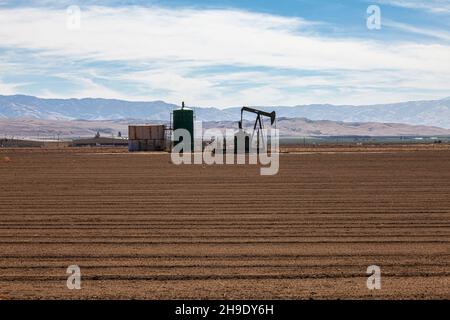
<box><xmin>237</xmin><ymin>106</ymin><xmax>276</xmax><ymax>153</ymax></box>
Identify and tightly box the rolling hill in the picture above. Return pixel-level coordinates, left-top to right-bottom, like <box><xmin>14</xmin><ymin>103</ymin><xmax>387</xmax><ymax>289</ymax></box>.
<box><xmin>2</xmin><ymin>118</ymin><xmax>450</xmax><ymax>139</ymax></box>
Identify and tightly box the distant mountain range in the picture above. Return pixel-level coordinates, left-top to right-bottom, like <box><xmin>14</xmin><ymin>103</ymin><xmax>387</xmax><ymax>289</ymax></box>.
<box><xmin>2</xmin><ymin>118</ymin><xmax>450</xmax><ymax>139</ymax></box>
<box><xmin>1</xmin><ymin>94</ymin><xmax>450</xmax><ymax>128</ymax></box>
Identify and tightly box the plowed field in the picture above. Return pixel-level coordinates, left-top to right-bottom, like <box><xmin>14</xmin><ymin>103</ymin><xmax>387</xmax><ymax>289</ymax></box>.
<box><xmin>0</xmin><ymin>146</ymin><xmax>449</xmax><ymax>299</ymax></box>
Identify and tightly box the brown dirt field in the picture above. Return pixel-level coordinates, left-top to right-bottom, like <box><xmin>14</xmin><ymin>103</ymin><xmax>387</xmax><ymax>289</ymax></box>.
<box><xmin>0</xmin><ymin>146</ymin><xmax>449</xmax><ymax>299</ymax></box>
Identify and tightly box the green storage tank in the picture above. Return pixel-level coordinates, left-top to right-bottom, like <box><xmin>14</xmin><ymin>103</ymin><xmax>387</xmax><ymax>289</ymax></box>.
<box><xmin>173</xmin><ymin>102</ymin><xmax>194</xmax><ymax>151</ymax></box>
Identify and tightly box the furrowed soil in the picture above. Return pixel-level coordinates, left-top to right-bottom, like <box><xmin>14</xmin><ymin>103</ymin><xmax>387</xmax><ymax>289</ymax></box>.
<box><xmin>0</xmin><ymin>146</ymin><xmax>449</xmax><ymax>299</ymax></box>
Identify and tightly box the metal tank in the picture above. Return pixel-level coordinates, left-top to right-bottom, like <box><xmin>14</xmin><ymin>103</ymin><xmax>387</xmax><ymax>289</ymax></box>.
<box><xmin>173</xmin><ymin>101</ymin><xmax>194</xmax><ymax>151</ymax></box>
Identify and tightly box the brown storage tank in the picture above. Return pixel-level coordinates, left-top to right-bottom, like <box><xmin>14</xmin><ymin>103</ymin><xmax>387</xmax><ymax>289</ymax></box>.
<box><xmin>128</xmin><ymin>125</ymin><xmax>165</xmax><ymax>151</ymax></box>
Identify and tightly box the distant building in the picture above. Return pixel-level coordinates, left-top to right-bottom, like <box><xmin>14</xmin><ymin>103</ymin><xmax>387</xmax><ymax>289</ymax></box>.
<box><xmin>70</xmin><ymin>137</ymin><xmax>128</xmax><ymax>147</ymax></box>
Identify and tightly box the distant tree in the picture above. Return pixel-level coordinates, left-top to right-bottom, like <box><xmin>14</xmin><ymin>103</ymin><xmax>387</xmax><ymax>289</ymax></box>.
<box><xmin>118</xmin><ymin>131</ymin><xmax>122</xmax><ymax>138</ymax></box>
<box><xmin>95</xmin><ymin>131</ymin><xmax>101</xmax><ymax>138</ymax></box>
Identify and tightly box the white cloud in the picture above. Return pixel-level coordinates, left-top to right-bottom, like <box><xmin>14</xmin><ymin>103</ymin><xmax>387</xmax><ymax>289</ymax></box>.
<box><xmin>383</xmin><ymin>19</ymin><xmax>450</xmax><ymax>41</ymax></box>
<box><xmin>0</xmin><ymin>80</ymin><xmax>24</xmax><ymax>95</ymax></box>
<box><xmin>376</xmin><ymin>0</ymin><xmax>450</xmax><ymax>14</ymax></box>
<box><xmin>1</xmin><ymin>6</ymin><xmax>449</xmax><ymax>72</ymax></box>
<box><xmin>0</xmin><ymin>5</ymin><xmax>449</xmax><ymax>106</ymax></box>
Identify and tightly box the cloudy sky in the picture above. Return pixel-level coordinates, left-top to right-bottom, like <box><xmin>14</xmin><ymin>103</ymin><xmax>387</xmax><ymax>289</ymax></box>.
<box><xmin>0</xmin><ymin>0</ymin><xmax>449</xmax><ymax>107</ymax></box>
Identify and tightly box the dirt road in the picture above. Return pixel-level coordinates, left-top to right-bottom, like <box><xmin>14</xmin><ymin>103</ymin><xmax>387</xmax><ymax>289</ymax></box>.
<box><xmin>0</xmin><ymin>147</ymin><xmax>449</xmax><ymax>299</ymax></box>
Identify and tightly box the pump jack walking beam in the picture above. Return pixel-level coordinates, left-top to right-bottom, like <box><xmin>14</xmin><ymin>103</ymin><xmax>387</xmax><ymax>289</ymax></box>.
<box><xmin>238</xmin><ymin>106</ymin><xmax>276</xmax><ymax>151</ymax></box>
<box><xmin>238</xmin><ymin>107</ymin><xmax>276</xmax><ymax>130</ymax></box>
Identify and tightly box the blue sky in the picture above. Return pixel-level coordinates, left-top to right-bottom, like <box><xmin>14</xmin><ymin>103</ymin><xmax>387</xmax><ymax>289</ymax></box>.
<box><xmin>0</xmin><ymin>0</ymin><xmax>449</xmax><ymax>107</ymax></box>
